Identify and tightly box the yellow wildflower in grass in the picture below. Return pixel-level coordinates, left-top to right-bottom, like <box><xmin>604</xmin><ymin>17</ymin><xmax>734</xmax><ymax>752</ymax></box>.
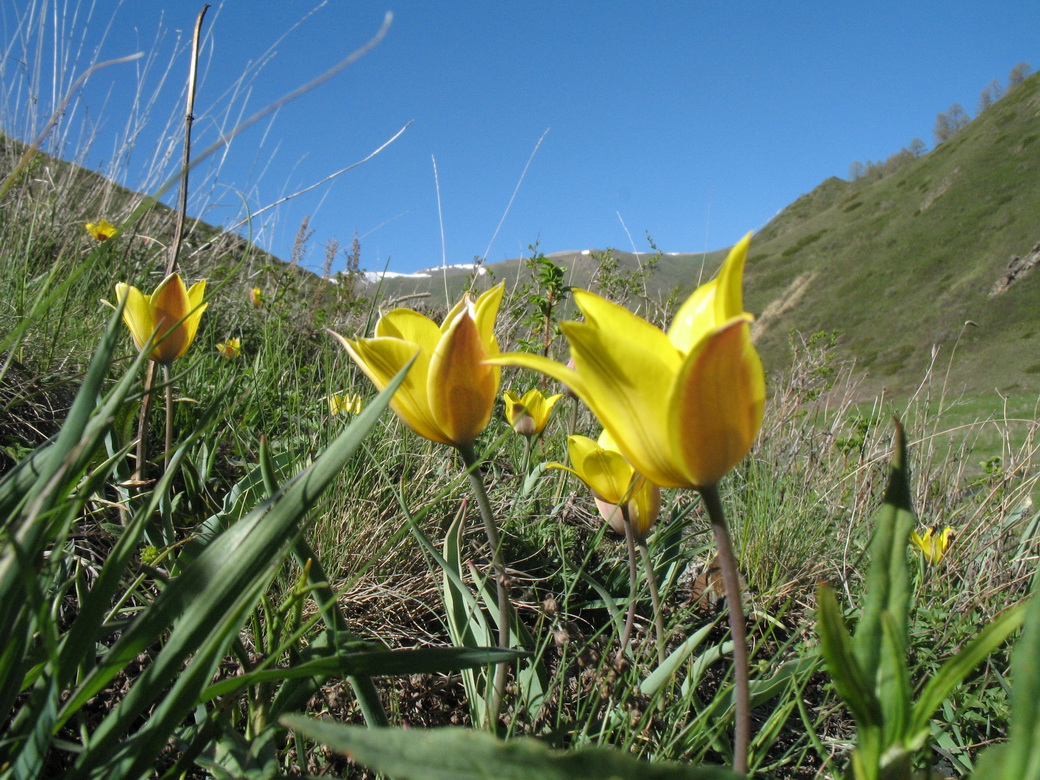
<box><xmin>250</xmin><ymin>287</ymin><xmax>264</xmax><ymax>307</ymax></box>
<box><xmin>503</xmin><ymin>388</ymin><xmax>564</xmax><ymax>437</ymax></box>
<box><xmin>85</xmin><ymin>219</ymin><xmax>120</xmax><ymax>241</ymax></box>
<box><xmin>329</xmin><ymin>392</ymin><xmax>363</xmax><ymax>416</ymax></box>
<box><xmin>550</xmin><ymin>432</ymin><xmax>660</xmax><ymax>538</ymax></box>
<box><xmin>114</xmin><ymin>273</ymin><xmax>207</xmax><ymax>365</ymax></box>
<box><xmin>488</xmin><ymin>234</ymin><xmax>764</xmax><ymax>489</ymax></box>
<box><xmin>910</xmin><ymin>526</ymin><xmax>954</xmax><ymax>564</ymax></box>
<box><xmin>328</xmin><ymin>283</ymin><xmax>504</xmax><ymax>448</ymax></box>
<box><xmin>216</xmin><ymin>338</ymin><xmax>241</xmax><ymax>359</ymax></box>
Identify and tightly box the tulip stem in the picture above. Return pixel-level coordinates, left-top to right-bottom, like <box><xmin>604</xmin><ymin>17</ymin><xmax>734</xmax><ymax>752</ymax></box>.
<box><xmin>637</xmin><ymin>537</ymin><xmax>666</xmax><ymax>665</ymax></box>
<box><xmin>133</xmin><ymin>362</ymin><xmax>157</xmax><ymax>484</ymax></box>
<box><xmin>700</xmin><ymin>483</ymin><xmax>750</xmax><ymax>776</ymax></box>
<box><xmin>458</xmin><ymin>443</ymin><xmax>511</xmax><ymax>726</ymax></box>
<box><xmin>616</xmin><ymin>504</ymin><xmax>640</xmax><ymax>665</ymax></box>
<box><xmin>162</xmin><ymin>364</ymin><xmax>174</xmax><ymax>472</ymax></box>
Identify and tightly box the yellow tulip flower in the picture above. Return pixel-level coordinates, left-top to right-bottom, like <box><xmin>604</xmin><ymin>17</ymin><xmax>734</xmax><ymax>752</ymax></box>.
<box><xmin>85</xmin><ymin>219</ymin><xmax>119</xmax><ymax>241</ymax></box>
<box><xmin>329</xmin><ymin>283</ymin><xmax>504</xmax><ymax>448</ymax></box>
<box><xmin>489</xmin><ymin>234</ymin><xmax>764</xmax><ymax>489</ymax></box>
<box><xmin>249</xmin><ymin>287</ymin><xmax>264</xmax><ymax>307</ymax></box>
<box><xmin>550</xmin><ymin>432</ymin><xmax>660</xmax><ymax>538</ymax></box>
<box><xmin>329</xmin><ymin>392</ymin><xmax>363</xmax><ymax>416</ymax></box>
<box><xmin>910</xmin><ymin>526</ymin><xmax>954</xmax><ymax>564</ymax></box>
<box><xmin>114</xmin><ymin>273</ymin><xmax>207</xmax><ymax>365</ymax></box>
<box><xmin>503</xmin><ymin>388</ymin><xmax>564</xmax><ymax>437</ymax></box>
<box><xmin>216</xmin><ymin>338</ymin><xmax>241</xmax><ymax>359</ymax></box>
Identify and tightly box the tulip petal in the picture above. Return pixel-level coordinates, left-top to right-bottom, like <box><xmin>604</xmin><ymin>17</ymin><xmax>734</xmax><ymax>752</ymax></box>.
<box><xmin>116</xmin><ymin>283</ymin><xmax>155</xmax><ymax>352</ymax></box>
<box><xmin>668</xmin><ymin>282</ymin><xmax>717</xmax><ymax>353</ymax></box>
<box><xmin>668</xmin><ymin>233</ymin><xmax>751</xmax><ymax>353</ymax></box>
<box><xmin>474</xmin><ymin>283</ymin><xmax>505</xmax><ymax>353</ymax></box>
<box><xmin>148</xmin><ymin>274</ymin><xmax>193</xmax><ymax>363</ymax></box>
<box><xmin>428</xmin><ymin>307</ymin><xmax>498</xmax><ymax>446</ymax></box>
<box><xmin>486</xmin><ymin>352</ymin><xmax>589</xmax><ymax>400</ymax></box>
<box><xmin>669</xmin><ymin>317</ymin><xmax>765</xmax><ymax>487</ymax></box>
<box><xmin>567</xmin><ymin>435</ymin><xmax>636</xmax><ymax>505</ymax></box>
<box><xmin>182</xmin><ymin>280</ymin><xmax>208</xmax><ymax>359</ymax></box>
<box><xmin>563</xmin><ymin>291</ymin><xmax>684</xmax><ymax>486</ymax></box>
<box><xmin>329</xmin><ymin>331</ymin><xmax>449</xmax><ymax>445</ymax></box>
<box><xmin>377</xmin><ymin>308</ymin><xmax>442</xmax><ymax>354</ymax></box>
<box><xmin>714</xmin><ymin>232</ymin><xmax>752</xmax><ymax>323</ymax></box>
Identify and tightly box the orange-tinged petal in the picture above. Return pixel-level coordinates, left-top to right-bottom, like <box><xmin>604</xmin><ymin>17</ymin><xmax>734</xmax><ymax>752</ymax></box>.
<box><xmin>669</xmin><ymin>317</ymin><xmax>764</xmax><ymax>488</ymax></box>
<box><xmin>428</xmin><ymin>305</ymin><xmax>498</xmax><ymax>446</ymax></box>
<box><xmin>329</xmin><ymin>331</ymin><xmax>448</xmax><ymax>444</ymax></box>
<box><xmin>148</xmin><ymin>273</ymin><xmax>193</xmax><ymax>363</ymax></box>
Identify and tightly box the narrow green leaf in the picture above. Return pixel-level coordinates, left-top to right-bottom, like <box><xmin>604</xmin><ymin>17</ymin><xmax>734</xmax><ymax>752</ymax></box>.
<box><xmin>641</xmin><ymin>620</ymin><xmax>720</xmax><ymax>696</ymax></box>
<box><xmin>56</xmin><ymin>358</ymin><xmax>412</xmax><ymax>756</ymax></box>
<box><xmin>202</xmin><ymin>646</ymin><xmax>525</xmax><ymax>701</ymax></box>
<box><xmin>878</xmin><ymin>611</ymin><xmax>911</xmax><ymax>749</ymax></box>
<box><xmin>816</xmin><ymin>584</ymin><xmax>883</xmax><ymax>729</ymax></box>
<box><xmin>280</xmin><ymin>718</ymin><xmax>744</xmax><ymax>780</ymax></box>
<box><xmin>853</xmin><ymin>420</ymin><xmax>915</xmax><ymax>686</ymax></box>
<box><xmin>1004</xmin><ymin>582</ymin><xmax>1040</xmax><ymax>780</ymax></box>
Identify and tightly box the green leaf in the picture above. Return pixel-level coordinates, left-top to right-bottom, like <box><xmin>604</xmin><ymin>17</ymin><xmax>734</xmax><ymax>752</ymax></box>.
<box><xmin>816</xmin><ymin>585</ymin><xmax>883</xmax><ymax>730</ymax></box>
<box><xmin>60</xmin><ymin>358</ymin><xmax>412</xmax><ymax>775</ymax></box>
<box><xmin>853</xmin><ymin>419</ymin><xmax>914</xmax><ymax>688</ymax></box>
<box><xmin>201</xmin><ymin>646</ymin><xmax>525</xmax><ymax>701</ymax></box>
<box><xmin>641</xmin><ymin>619</ymin><xmax>720</xmax><ymax>696</ymax></box>
<box><xmin>1003</xmin><ymin>583</ymin><xmax>1040</xmax><ymax>780</ymax></box>
<box><xmin>280</xmin><ymin>718</ymin><xmax>744</xmax><ymax>780</ymax></box>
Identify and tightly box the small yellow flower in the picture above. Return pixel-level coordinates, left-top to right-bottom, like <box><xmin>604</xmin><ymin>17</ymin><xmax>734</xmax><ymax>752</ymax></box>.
<box><xmin>910</xmin><ymin>526</ymin><xmax>954</xmax><ymax>564</ymax></box>
<box><xmin>489</xmin><ymin>234</ymin><xmax>764</xmax><ymax>489</ymax></box>
<box><xmin>503</xmin><ymin>388</ymin><xmax>563</xmax><ymax>437</ymax></box>
<box><xmin>114</xmin><ymin>273</ymin><xmax>207</xmax><ymax>364</ymax></box>
<box><xmin>549</xmin><ymin>431</ymin><xmax>660</xmax><ymax>538</ymax></box>
<box><xmin>85</xmin><ymin>219</ymin><xmax>120</xmax><ymax>241</ymax></box>
<box><xmin>249</xmin><ymin>287</ymin><xmax>264</xmax><ymax>307</ymax></box>
<box><xmin>216</xmin><ymin>338</ymin><xmax>241</xmax><ymax>359</ymax></box>
<box><xmin>329</xmin><ymin>392</ymin><xmax>363</xmax><ymax>416</ymax></box>
<box><xmin>329</xmin><ymin>284</ymin><xmax>504</xmax><ymax>448</ymax></box>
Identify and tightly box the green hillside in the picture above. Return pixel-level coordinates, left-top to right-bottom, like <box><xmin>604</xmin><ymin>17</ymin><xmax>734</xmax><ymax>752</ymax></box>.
<box><xmin>745</xmin><ymin>71</ymin><xmax>1040</xmax><ymax>396</ymax></box>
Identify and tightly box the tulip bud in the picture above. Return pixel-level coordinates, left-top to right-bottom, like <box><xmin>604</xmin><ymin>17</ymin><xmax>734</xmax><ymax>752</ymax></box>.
<box><xmin>511</xmin><ymin>405</ymin><xmax>538</xmax><ymax>437</ymax></box>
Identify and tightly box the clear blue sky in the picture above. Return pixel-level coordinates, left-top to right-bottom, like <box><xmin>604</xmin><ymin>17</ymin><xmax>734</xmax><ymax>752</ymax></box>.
<box><xmin>4</xmin><ymin>1</ymin><xmax>1036</xmax><ymax>274</ymax></box>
